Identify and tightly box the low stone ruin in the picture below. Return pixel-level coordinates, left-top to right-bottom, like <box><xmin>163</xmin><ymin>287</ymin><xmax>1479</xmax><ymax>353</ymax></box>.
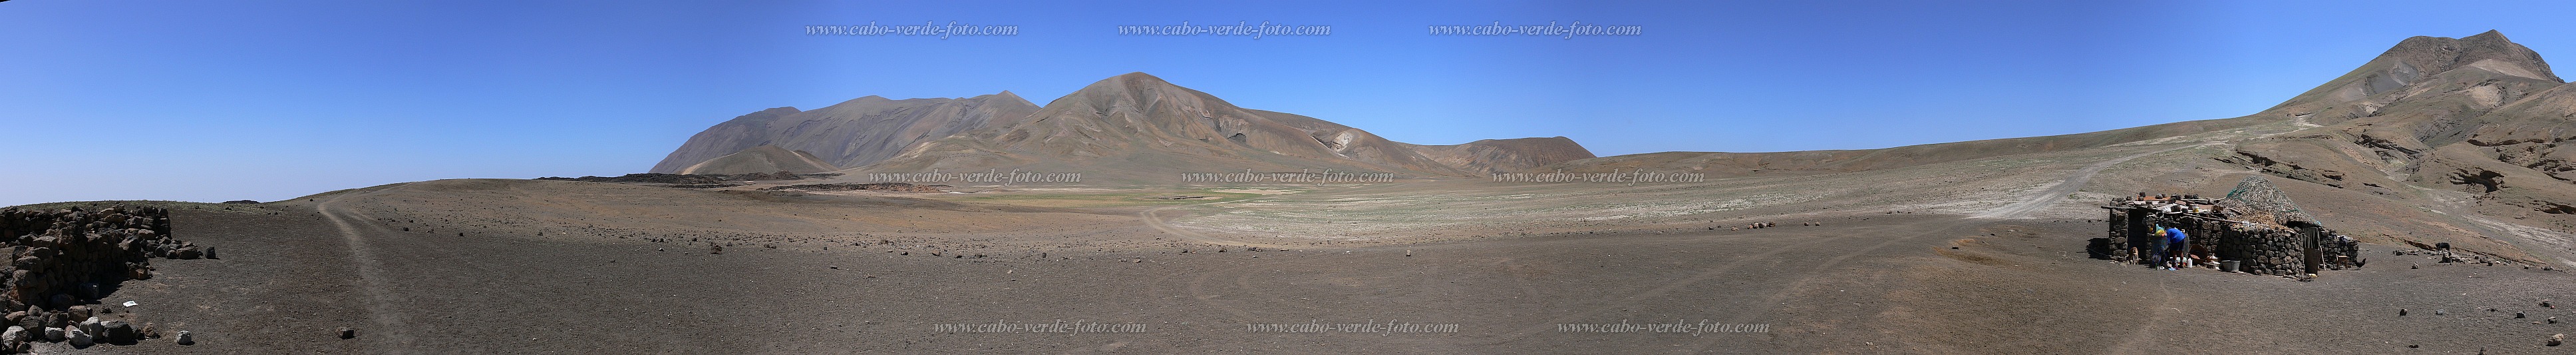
<box><xmin>2091</xmin><ymin>177</ymin><xmax>2362</xmax><ymax>277</ymax></box>
<box><xmin>0</xmin><ymin>206</ymin><xmax>203</xmax><ymax>352</ymax></box>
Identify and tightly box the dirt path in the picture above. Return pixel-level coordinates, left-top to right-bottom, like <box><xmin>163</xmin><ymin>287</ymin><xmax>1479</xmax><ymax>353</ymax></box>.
<box><xmin>2104</xmin><ymin>278</ymin><xmax>2177</xmax><ymax>355</ymax></box>
<box><xmin>1139</xmin><ymin>199</ymin><xmax>1297</xmax><ymax>248</ymax></box>
<box><xmin>314</xmin><ymin>186</ymin><xmax>421</xmax><ymax>352</ymax></box>
<box><xmin>1973</xmin><ymin>143</ymin><xmax>2213</xmax><ymax>219</ymax></box>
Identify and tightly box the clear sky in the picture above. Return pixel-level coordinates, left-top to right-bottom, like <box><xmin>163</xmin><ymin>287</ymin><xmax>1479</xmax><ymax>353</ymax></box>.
<box><xmin>5</xmin><ymin>0</ymin><xmax>2574</xmax><ymax>206</ymax></box>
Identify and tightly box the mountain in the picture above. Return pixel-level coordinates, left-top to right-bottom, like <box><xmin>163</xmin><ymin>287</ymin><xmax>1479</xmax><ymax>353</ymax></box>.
<box><xmin>2266</xmin><ymin>30</ymin><xmax>2560</xmax><ymax>120</ymax></box>
<box><xmin>854</xmin><ymin>73</ymin><xmax>1592</xmax><ymax>180</ymax></box>
<box><xmin>1540</xmin><ymin>31</ymin><xmax>2576</xmax><ymax>262</ymax></box>
<box><xmin>649</xmin><ymin>93</ymin><xmax>1041</xmax><ymax>173</ymax></box>
<box><xmin>675</xmin><ymin>145</ymin><xmax>838</xmax><ymax>175</ymax></box>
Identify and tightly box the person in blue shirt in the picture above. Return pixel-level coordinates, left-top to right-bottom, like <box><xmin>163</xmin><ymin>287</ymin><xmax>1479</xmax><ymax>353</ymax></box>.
<box><xmin>2164</xmin><ymin>226</ymin><xmax>2189</xmax><ymax>270</ymax></box>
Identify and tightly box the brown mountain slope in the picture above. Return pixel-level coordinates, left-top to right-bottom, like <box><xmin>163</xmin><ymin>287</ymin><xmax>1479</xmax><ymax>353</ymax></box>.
<box><xmin>2267</xmin><ymin>30</ymin><xmax>2560</xmax><ymax>117</ymax></box>
<box><xmin>857</xmin><ymin>73</ymin><xmax>1586</xmax><ymax>181</ymax></box>
<box><xmin>2176</xmin><ymin>31</ymin><xmax>2576</xmax><ymax>263</ymax></box>
<box><xmin>649</xmin><ymin>93</ymin><xmax>1040</xmax><ymax>173</ymax></box>
<box><xmin>675</xmin><ymin>145</ymin><xmax>838</xmax><ymax>175</ymax></box>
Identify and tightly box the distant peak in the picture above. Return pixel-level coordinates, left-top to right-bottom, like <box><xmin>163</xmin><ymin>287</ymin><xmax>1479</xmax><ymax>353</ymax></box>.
<box><xmin>2466</xmin><ymin>29</ymin><xmax>2509</xmax><ymax>42</ymax></box>
<box><xmin>1100</xmin><ymin>72</ymin><xmax>1173</xmax><ymax>87</ymax></box>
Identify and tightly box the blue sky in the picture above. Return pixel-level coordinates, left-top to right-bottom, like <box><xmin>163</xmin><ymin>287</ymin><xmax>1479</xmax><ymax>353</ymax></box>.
<box><xmin>5</xmin><ymin>0</ymin><xmax>2575</xmax><ymax>206</ymax></box>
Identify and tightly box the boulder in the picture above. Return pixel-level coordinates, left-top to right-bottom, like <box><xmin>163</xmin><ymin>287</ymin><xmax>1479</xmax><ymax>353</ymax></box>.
<box><xmin>65</xmin><ymin>328</ymin><xmax>90</xmax><ymax>346</ymax></box>
<box><xmin>174</xmin><ymin>330</ymin><xmax>192</xmax><ymax>345</ymax></box>
<box><xmin>3</xmin><ymin>326</ymin><xmax>23</xmax><ymax>345</ymax></box>
<box><xmin>100</xmin><ymin>320</ymin><xmax>135</xmax><ymax>344</ymax></box>
<box><xmin>43</xmin><ymin>327</ymin><xmax>61</xmax><ymax>342</ymax></box>
<box><xmin>78</xmin><ymin>316</ymin><xmax>100</xmax><ymax>336</ymax></box>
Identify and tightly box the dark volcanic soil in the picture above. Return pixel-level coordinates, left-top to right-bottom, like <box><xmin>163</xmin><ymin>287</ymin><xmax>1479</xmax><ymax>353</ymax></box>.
<box><xmin>64</xmin><ymin>203</ymin><xmax>2576</xmax><ymax>354</ymax></box>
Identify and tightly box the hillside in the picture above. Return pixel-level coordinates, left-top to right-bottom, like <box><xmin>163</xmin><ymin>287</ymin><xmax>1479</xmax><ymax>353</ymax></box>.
<box><xmin>854</xmin><ymin>73</ymin><xmax>1593</xmax><ymax>181</ymax></box>
<box><xmin>649</xmin><ymin>93</ymin><xmax>1041</xmax><ymax>173</ymax></box>
<box><xmin>674</xmin><ymin>145</ymin><xmax>838</xmax><ymax>175</ymax></box>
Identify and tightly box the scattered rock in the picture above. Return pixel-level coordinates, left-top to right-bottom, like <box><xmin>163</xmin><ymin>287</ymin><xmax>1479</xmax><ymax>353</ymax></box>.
<box><xmin>2399</xmin><ymin>308</ymin><xmax>2408</xmax><ymax>316</ymax></box>
<box><xmin>2553</xmin><ymin>334</ymin><xmax>2565</xmax><ymax>346</ymax></box>
<box><xmin>174</xmin><ymin>330</ymin><xmax>193</xmax><ymax>345</ymax></box>
<box><xmin>339</xmin><ymin>327</ymin><xmax>356</xmax><ymax>339</ymax></box>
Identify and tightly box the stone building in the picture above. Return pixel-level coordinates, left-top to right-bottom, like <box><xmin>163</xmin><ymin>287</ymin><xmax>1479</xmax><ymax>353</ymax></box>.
<box><xmin>2090</xmin><ymin>177</ymin><xmax>2360</xmax><ymax>276</ymax></box>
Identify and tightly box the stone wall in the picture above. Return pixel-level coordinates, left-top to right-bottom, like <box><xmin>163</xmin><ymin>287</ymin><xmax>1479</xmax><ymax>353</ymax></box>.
<box><xmin>2210</xmin><ymin>222</ymin><xmax>2305</xmax><ymax>276</ymax></box>
<box><xmin>2098</xmin><ymin>207</ymin><xmax>2359</xmax><ymax>276</ymax></box>
<box><xmin>0</xmin><ymin>206</ymin><xmax>202</xmax><ymax>351</ymax></box>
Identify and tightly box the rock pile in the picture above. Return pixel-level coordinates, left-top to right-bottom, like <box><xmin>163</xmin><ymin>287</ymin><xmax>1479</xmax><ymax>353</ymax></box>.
<box><xmin>0</xmin><ymin>206</ymin><xmax>200</xmax><ymax>352</ymax></box>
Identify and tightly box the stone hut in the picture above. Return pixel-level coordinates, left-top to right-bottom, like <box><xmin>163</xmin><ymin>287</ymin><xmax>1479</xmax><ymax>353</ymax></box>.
<box><xmin>2090</xmin><ymin>177</ymin><xmax>2361</xmax><ymax>276</ymax></box>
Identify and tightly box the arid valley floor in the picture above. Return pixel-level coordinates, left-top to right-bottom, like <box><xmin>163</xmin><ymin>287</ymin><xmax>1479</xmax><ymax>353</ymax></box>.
<box><xmin>43</xmin><ymin>141</ymin><xmax>2576</xmax><ymax>354</ymax></box>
